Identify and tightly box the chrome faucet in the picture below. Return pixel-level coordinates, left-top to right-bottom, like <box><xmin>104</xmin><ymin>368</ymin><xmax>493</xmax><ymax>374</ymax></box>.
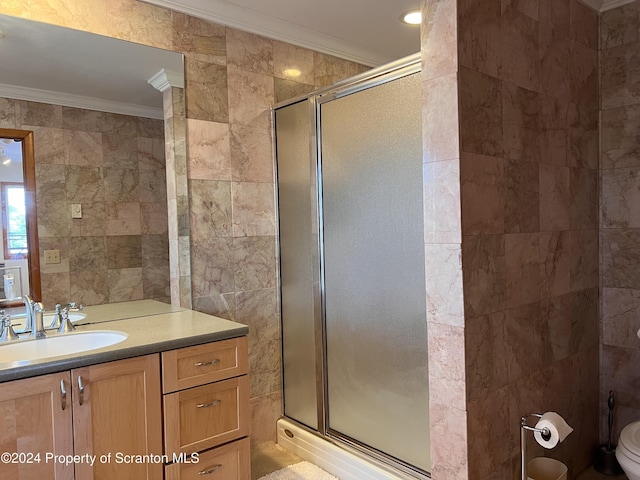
<box><xmin>23</xmin><ymin>295</ymin><xmax>46</xmax><ymax>339</ymax></box>
<box><xmin>56</xmin><ymin>307</ymin><xmax>77</xmax><ymax>333</ymax></box>
<box><xmin>49</xmin><ymin>302</ymin><xmax>83</xmax><ymax>332</ymax></box>
<box><xmin>0</xmin><ymin>310</ymin><xmax>18</xmax><ymax>342</ymax></box>
<box><xmin>22</xmin><ymin>294</ymin><xmax>33</xmax><ymax>333</ymax></box>
<box><xmin>48</xmin><ymin>304</ymin><xmax>62</xmax><ymax>329</ymax></box>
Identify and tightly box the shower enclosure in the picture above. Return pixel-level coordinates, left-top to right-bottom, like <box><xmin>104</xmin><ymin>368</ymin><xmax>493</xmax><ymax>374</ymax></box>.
<box><xmin>274</xmin><ymin>53</ymin><xmax>429</xmax><ymax>478</ymax></box>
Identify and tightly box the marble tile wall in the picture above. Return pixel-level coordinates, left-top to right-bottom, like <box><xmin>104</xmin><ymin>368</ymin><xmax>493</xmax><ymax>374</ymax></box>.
<box><xmin>421</xmin><ymin>0</ymin><xmax>600</xmax><ymax>478</ymax></box>
<box><xmin>0</xmin><ymin>99</ymin><xmax>169</xmax><ymax>308</ymax></box>
<box><xmin>162</xmin><ymin>86</ymin><xmax>192</xmax><ymax>308</ymax></box>
<box><xmin>0</xmin><ymin>0</ymin><xmax>368</xmax><ymax>445</ymax></box>
<box><xmin>183</xmin><ymin>21</ymin><xmax>367</xmax><ymax>444</ymax></box>
<box><xmin>421</xmin><ymin>0</ymin><xmax>468</xmax><ymax>477</ymax></box>
<box><xmin>600</xmin><ymin>0</ymin><xmax>640</xmax><ymax>443</ymax></box>
<box><xmin>462</xmin><ymin>0</ymin><xmax>599</xmax><ymax>476</ymax></box>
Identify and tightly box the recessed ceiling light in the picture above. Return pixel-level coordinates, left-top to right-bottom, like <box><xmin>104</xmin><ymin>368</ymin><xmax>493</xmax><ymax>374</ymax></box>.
<box><xmin>283</xmin><ymin>68</ymin><xmax>302</xmax><ymax>78</ymax></box>
<box><xmin>401</xmin><ymin>10</ymin><xmax>421</xmax><ymax>25</ymax></box>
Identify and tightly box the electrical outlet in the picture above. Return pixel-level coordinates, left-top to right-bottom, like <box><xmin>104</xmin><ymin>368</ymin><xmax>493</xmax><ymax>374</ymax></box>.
<box><xmin>44</xmin><ymin>249</ymin><xmax>60</xmax><ymax>264</ymax></box>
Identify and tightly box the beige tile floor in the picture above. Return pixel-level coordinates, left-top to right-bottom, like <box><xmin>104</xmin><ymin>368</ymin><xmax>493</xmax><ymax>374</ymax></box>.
<box><xmin>251</xmin><ymin>441</ymin><xmax>305</xmax><ymax>480</ymax></box>
<box><xmin>575</xmin><ymin>466</ymin><xmax>627</xmax><ymax>480</ymax></box>
<box><xmin>251</xmin><ymin>442</ymin><xmax>630</xmax><ymax>480</ymax></box>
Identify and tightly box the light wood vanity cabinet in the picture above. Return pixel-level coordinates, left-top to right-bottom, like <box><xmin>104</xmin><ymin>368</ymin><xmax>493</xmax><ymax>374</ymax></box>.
<box><xmin>163</xmin><ymin>337</ymin><xmax>251</xmax><ymax>480</ymax></box>
<box><xmin>0</xmin><ymin>335</ymin><xmax>250</xmax><ymax>480</ymax></box>
<box><xmin>0</xmin><ymin>354</ymin><xmax>162</xmax><ymax>480</ymax></box>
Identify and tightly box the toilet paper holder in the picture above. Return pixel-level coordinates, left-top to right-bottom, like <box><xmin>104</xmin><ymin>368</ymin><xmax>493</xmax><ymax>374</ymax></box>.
<box><xmin>521</xmin><ymin>413</ymin><xmax>552</xmax><ymax>480</ymax></box>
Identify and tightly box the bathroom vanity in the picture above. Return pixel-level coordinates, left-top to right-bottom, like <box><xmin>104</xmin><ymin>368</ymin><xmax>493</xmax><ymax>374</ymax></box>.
<box><xmin>0</xmin><ymin>301</ymin><xmax>250</xmax><ymax>480</ymax></box>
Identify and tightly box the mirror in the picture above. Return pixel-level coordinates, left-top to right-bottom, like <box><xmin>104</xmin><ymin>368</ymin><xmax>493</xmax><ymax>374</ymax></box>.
<box><xmin>0</xmin><ymin>15</ymin><xmax>184</xmax><ymax>309</ymax></box>
<box><xmin>0</xmin><ymin>129</ymin><xmax>39</xmax><ymax>307</ymax></box>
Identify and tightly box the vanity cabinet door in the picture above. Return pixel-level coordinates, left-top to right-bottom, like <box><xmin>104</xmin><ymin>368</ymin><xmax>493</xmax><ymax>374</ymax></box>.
<box><xmin>0</xmin><ymin>372</ymin><xmax>74</xmax><ymax>480</ymax></box>
<box><xmin>71</xmin><ymin>354</ymin><xmax>163</xmax><ymax>480</ymax></box>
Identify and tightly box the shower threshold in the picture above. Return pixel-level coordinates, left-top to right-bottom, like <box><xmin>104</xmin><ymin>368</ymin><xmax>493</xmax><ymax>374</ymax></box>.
<box><xmin>276</xmin><ymin>418</ymin><xmax>430</xmax><ymax>480</ymax></box>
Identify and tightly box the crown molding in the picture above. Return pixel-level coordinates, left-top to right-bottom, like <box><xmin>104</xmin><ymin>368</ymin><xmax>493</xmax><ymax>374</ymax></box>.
<box><xmin>148</xmin><ymin>68</ymin><xmax>185</xmax><ymax>93</ymax></box>
<box><xmin>141</xmin><ymin>0</ymin><xmax>382</xmax><ymax>66</ymax></box>
<box><xmin>579</xmin><ymin>0</ymin><xmax>637</xmax><ymax>10</ymax></box>
<box><xmin>0</xmin><ymin>84</ymin><xmax>163</xmax><ymax>119</ymax></box>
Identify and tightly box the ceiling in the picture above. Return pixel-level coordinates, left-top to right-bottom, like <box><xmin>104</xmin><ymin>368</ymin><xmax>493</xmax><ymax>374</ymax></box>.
<box><xmin>0</xmin><ymin>0</ymin><xmax>421</xmax><ymax>120</ymax></box>
<box><xmin>143</xmin><ymin>0</ymin><xmax>422</xmax><ymax>67</ymax></box>
<box><xmin>0</xmin><ymin>0</ymin><xmax>630</xmax><ymax>120</ymax></box>
<box><xmin>0</xmin><ymin>139</ymin><xmax>22</xmax><ymax>164</ymax></box>
<box><xmin>145</xmin><ymin>0</ymin><xmax>636</xmax><ymax>68</ymax></box>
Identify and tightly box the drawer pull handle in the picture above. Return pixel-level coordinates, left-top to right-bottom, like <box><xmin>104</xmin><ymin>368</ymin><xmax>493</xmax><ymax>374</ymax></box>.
<box><xmin>78</xmin><ymin>376</ymin><xmax>85</xmax><ymax>405</ymax></box>
<box><xmin>197</xmin><ymin>400</ymin><xmax>221</xmax><ymax>409</ymax></box>
<box><xmin>198</xmin><ymin>464</ymin><xmax>222</xmax><ymax>475</ymax></box>
<box><xmin>60</xmin><ymin>379</ymin><xmax>67</xmax><ymax>411</ymax></box>
<box><xmin>195</xmin><ymin>359</ymin><xmax>220</xmax><ymax>367</ymax></box>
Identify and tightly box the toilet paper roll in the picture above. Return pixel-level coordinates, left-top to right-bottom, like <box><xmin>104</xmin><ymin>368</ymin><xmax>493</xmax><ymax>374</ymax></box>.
<box><xmin>534</xmin><ymin>412</ymin><xmax>573</xmax><ymax>449</ymax></box>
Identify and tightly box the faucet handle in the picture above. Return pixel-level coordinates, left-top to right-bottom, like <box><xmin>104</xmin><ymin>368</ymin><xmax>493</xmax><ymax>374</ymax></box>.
<box><xmin>0</xmin><ymin>311</ymin><xmax>19</xmax><ymax>342</ymax></box>
<box><xmin>49</xmin><ymin>303</ymin><xmax>63</xmax><ymax>329</ymax></box>
<box><xmin>56</xmin><ymin>307</ymin><xmax>76</xmax><ymax>334</ymax></box>
<box><xmin>49</xmin><ymin>302</ymin><xmax>82</xmax><ymax>329</ymax></box>
<box><xmin>68</xmin><ymin>302</ymin><xmax>83</xmax><ymax>311</ymax></box>
<box><xmin>58</xmin><ymin>302</ymin><xmax>83</xmax><ymax>311</ymax></box>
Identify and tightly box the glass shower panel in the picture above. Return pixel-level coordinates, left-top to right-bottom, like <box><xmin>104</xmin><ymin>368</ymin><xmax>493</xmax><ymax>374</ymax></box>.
<box><xmin>275</xmin><ymin>101</ymin><xmax>318</xmax><ymax>429</ymax></box>
<box><xmin>320</xmin><ymin>72</ymin><xmax>429</xmax><ymax>471</ymax></box>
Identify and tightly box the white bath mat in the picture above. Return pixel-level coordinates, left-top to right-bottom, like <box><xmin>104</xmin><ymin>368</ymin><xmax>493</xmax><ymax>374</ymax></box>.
<box><xmin>258</xmin><ymin>461</ymin><xmax>340</xmax><ymax>480</ymax></box>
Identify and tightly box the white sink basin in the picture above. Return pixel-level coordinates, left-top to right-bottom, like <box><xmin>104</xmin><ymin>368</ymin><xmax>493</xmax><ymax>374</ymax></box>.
<box><xmin>51</xmin><ymin>312</ymin><xmax>86</xmax><ymax>324</ymax></box>
<box><xmin>0</xmin><ymin>331</ymin><xmax>128</xmax><ymax>364</ymax></box>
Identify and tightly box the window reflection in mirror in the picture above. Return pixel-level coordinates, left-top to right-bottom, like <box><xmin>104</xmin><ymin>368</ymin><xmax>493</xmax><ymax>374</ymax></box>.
<box><xmin>2</xmin><ymin>182</ymin><xmax>27</xmax><ymax>257</ymax></box>
<box><xmin>0</xmin><ymin>130</ymin><xmax>41</xmax><ymax>307</ymax></box>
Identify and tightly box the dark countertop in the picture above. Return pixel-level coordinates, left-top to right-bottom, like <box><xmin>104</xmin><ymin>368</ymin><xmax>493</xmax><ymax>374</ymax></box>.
<box><xmin>0</xmin><ymin>302</ymin><xmax>249</xmax><ymax>382</ymax></box>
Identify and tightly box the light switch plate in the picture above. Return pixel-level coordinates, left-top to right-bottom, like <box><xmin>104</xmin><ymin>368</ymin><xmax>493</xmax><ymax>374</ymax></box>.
<box><xmin>71</xmin><ymin>204</ymin><xmax>82</xmax><ymax>219</ymax></box>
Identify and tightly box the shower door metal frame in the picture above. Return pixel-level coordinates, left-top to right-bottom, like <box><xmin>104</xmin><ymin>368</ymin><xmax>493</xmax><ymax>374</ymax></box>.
<box><xmin>274</xmin><ymin>52</ymin><xmax>427</xmax><ymax>479</ymax></box>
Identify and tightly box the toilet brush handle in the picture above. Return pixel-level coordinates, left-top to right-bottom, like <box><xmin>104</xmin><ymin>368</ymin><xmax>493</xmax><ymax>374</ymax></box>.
<box><xmin>607</xmin><ymin>391</ymin><xmax>615</xmax><ymax>450</ymax></box>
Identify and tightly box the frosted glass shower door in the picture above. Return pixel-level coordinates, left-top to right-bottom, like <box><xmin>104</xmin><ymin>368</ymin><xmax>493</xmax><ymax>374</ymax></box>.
<box><xmin>319</xmin><ymin>72</ymin><xmax>429</xmax><ymax>471</ymax></box>
<box><xmin>275</xmin><ymin>100</ymin><xmax>319</xmax><ymax>430</ymax></box>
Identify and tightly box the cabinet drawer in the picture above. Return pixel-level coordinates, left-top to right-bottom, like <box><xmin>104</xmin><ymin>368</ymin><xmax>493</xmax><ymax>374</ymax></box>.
<box><xmin>164</xmin><ymin>376</ymin><xmax>250</xmax><ymax>455</ymax></box>
<box><xmin>165</xmin><ymin>438</ymin><xmax>250</xmax><ymax>480</ymax></box>
<box><xmin>162</xmin><ymin>337</ymin><xmax>248</xmax><ymax>393</ymax></box>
